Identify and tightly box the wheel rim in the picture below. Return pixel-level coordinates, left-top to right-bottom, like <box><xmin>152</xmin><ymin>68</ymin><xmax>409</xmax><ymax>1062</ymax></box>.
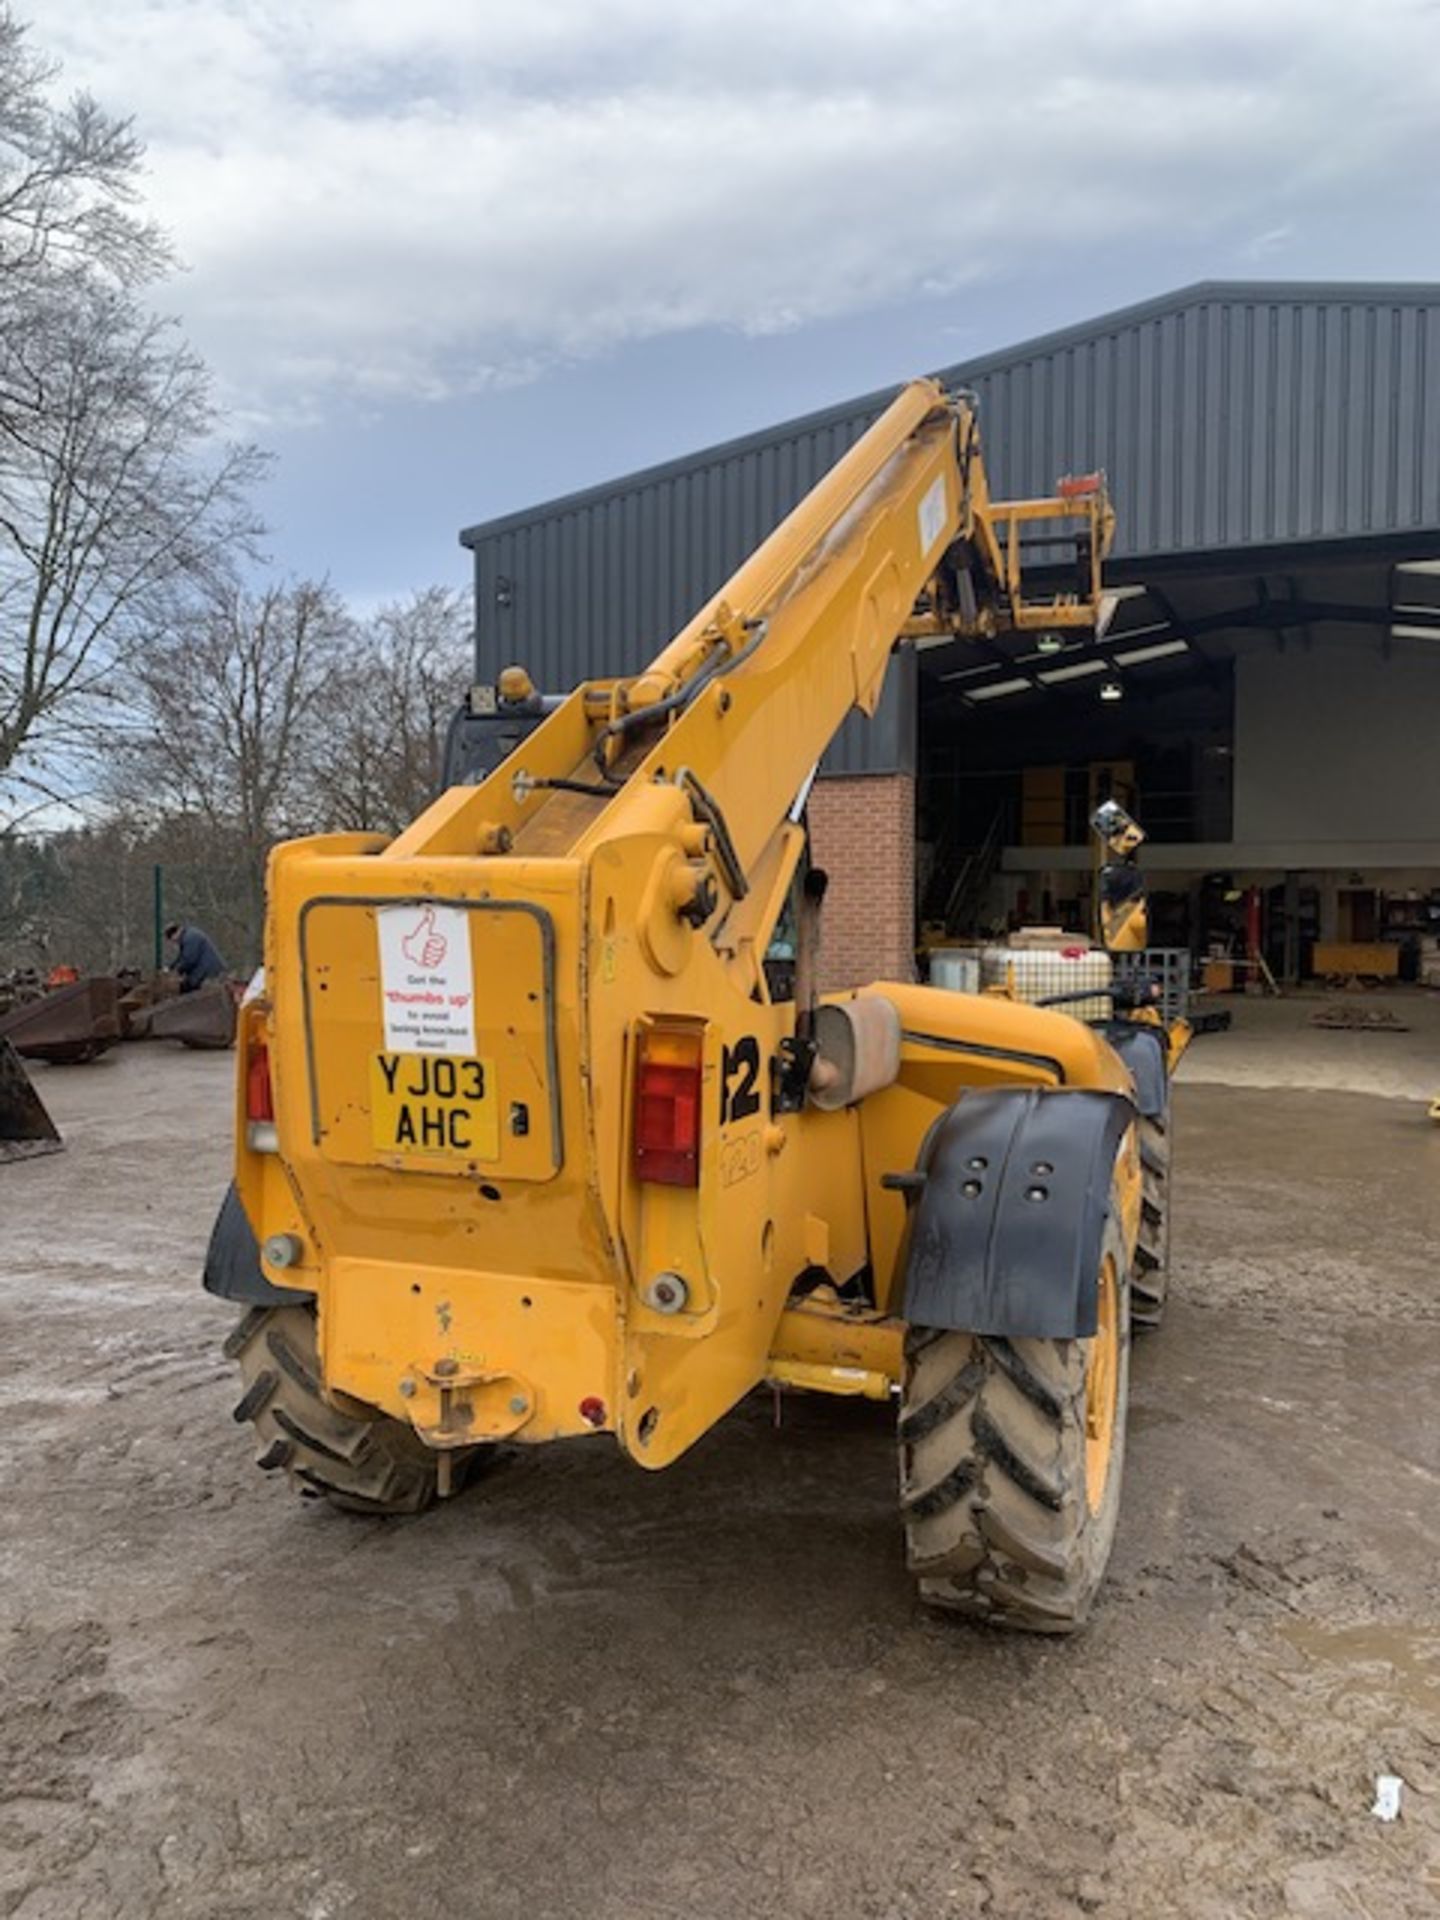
<box><xmin>1084</xmin><ymin>1254</ymin><xmax>1120</xmax><ymax>1514</ymax></box>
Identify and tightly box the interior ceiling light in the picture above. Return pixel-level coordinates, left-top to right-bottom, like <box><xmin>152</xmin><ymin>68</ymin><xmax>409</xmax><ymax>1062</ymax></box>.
<box><xmin>966</xmin><ymin>677</ymin><xmax>1030</xmax><ymax>701</ymax></box>
<box><xmin>1099</xmin><ymin>617</ymin><xmax>1171</xmax><ymax>648</ymax></box>
<box><xmin>1390</xmin><ymin>624</ymin><xmax>1440</xmax><ymax>642</ymax></box>
<box><xmin>938</xmin><ymin>661</ymin><xmax>1006</xmax><ymax>682</ymax></box>
<box><xmin>1114</xmin><ymin>639</ymin><xmax>1189</xmax><ymax>665</ymax></box>
<box><xmin>1397</xmin><ymin>559</ymin><xmax>1440</xmax><ymax>574</ymax></box>
<box><xmin>1099</xmin><ymin>677</ymin><xmax>1124</xmax><ymax>702</ymax></box>
<box><xmin>1036</xmin><ymin>631</ymin><xmax>1066</xmax><ymax>654</ymax></box>
<box><xmin>1037</xmin><ymin>658</ymin><xmax>1107</xmax><ymax>684</ymax></box>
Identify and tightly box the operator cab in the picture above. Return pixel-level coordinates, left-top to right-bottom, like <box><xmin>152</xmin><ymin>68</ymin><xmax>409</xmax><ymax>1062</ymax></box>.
<box><xmin>441</xmin><ymin>665</ymin><xmax>563</xmax><ymax>791</ymax></box>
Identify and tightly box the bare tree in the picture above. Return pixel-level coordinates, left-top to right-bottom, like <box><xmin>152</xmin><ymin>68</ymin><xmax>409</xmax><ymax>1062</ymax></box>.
<box><xmin>306</xmin><ymin>586</ymin><xmax>471</xmax><ymax>834</ymax></box>
<box><xmin>0</xmin><ymin>9</ymin><xmax>265</xmax><ymax>825</ymax></box>
<box><xmin>125</xmin><ymin>580</ymin><xmax>354</xmax><ymax>848</ymax></box>
<box><xmin>0</xmin><ymin>7</ymin><xmax>165</xmax><ymax>294</ymax></box>
<box><xmin>0</xmin><ymin>283</ymin><xmax>266</xmax><ymax>817</ymax></box>
<box><xmin>4</xmin><ymin>584</ymin><xmax>473</xmax><ymax>971</ymax></box>
<box><xmin>114</xmin><ymin>581</ymin><xmax>354</xmax><ymax>951</ymax></box>
<box><xmin>0</xmin><ymin>818</ymin><xmax>152</xmax><ymax>971</ymax></box>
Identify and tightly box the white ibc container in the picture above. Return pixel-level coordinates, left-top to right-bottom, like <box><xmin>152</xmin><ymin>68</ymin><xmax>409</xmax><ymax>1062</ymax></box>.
<box><xmin>929</xmin><ymin>948</ymin><xmax>982</xmax><ymax>994</ymax></box>
<box><xmin>980</xmin><ymin>943</ymin><xmax>1114</xmax><ymax>1021</ymax></box>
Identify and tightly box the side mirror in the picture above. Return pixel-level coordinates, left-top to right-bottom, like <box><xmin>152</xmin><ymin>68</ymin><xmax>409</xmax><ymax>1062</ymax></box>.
<box><xmin>1091</xmin><ymin>798</ymin><xmax>1145</xmax><ymax>856</ymax></box>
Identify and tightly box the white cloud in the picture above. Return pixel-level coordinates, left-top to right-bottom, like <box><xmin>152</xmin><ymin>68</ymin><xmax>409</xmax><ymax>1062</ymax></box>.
<box><xmin>1241</xmin><ymin>225</ymin><xmax>1297</xmax><ymax>262</ymax></box>
<box><xmin>41</xmin><ymin>0</ymin><xmax>1440</xmax><ymax>424</ymax></box>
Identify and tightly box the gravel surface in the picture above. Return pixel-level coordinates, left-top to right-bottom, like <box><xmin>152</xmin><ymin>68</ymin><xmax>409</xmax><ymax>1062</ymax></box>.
<box><xmin>3</xmin><ymin>1021</ymin><xmax>1439</xmax><ymax>1919</ymax></box>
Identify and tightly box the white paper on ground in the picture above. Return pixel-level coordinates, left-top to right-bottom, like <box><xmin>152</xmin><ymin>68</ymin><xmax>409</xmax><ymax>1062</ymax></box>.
<box><xmin>1371</xmin><ymin>1774</ymin><xmax>1403</xmax><ymax>1822</ymax></box>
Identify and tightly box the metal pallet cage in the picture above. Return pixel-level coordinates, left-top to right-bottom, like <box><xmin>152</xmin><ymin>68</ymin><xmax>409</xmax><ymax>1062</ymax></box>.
<box><xmin>1111</xmin><ymin>948</ymin><xmax>1191</xmax><ymax>1026</ymax></box>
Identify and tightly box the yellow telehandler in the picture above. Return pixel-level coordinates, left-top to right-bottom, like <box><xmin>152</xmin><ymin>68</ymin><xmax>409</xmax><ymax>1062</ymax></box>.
<box><xmin>206</xmin><ymin>378</ymin><xmax>1181</xmax><ymax>1630</ymax></box>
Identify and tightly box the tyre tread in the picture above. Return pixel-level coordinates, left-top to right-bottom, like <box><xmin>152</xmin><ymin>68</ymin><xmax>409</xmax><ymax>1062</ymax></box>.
<box><xmin>229</xmin><ymin>1304</ymin><xmax>452</xmax><ymax>1515</ymax></box>
<box><xmin>1132</xmin><ymin>1111</ymin><xmax>1171</xmax><ymax>1329</ymax></box>
<box><xmin>899</xmin><ymin>1208</ymin><xmax>1132</xmax><ymax>1634</ymax></box>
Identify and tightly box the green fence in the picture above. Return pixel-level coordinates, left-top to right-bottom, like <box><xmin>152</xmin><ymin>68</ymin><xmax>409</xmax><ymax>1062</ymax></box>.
<box><xmin>0</xmin><ymin>835</ymin><xmax>267</xmax><ymax>978</ymax></box>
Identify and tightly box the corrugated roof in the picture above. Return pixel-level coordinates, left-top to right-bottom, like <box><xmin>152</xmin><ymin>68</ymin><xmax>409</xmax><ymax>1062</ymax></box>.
<box><xmin>460</xmin><ymin>280</ymin><xmax>1440</xmax><ymax>775</ymax></box>
<box><xmin>462</xmin><ymin>280</ymin><xmax>1440</xmax><ymax>547</ymax></box>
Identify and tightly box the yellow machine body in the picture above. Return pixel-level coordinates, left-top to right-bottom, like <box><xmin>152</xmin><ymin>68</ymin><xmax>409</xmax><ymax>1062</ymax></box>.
<box><xmin>235</xmin><ymin>380</ymin><xmax>1143</xmax><ymax>1473</ymax></box>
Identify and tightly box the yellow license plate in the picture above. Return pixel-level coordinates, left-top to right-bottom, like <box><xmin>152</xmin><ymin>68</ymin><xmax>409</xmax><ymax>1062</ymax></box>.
<box><xmin>369</xmin><ymin>1052</ymin><xmax>499</xmax><ymax>1160</ymax></box>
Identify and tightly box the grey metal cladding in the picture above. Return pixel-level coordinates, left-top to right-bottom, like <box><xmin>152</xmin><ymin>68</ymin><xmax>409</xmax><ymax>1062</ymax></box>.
<box><xmin>959</xmin><ymin>283</ymin><xmax>1440</xmax><ymax>555</ymax></box>
<box><xmin>463</xmin><ymin>281</ymin><xmax>1440</xmax><ymax>775</ymax></box>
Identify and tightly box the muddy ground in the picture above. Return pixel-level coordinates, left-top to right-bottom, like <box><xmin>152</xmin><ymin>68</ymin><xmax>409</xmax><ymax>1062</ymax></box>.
<box><xmin>3</xmin><ymin>1003</ymin><xmax>1440</xmax><ymax>1919</ymax></box>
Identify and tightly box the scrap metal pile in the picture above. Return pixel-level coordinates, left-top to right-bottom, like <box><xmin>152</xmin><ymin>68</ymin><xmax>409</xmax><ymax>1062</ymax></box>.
<box><xmin>0</xmin><ymin>967</ymin><xmax>239</xmax><ymax>1061</ymax></box>
<box><xmin>0</xmin><ymin>966</ymin><xmax>241</xmax><ymax>1166</ymax></box>
<box><xmin>0</xmin><ymin>1037</ymin><xmax>62</xmax><ymax>1163</ymax></box>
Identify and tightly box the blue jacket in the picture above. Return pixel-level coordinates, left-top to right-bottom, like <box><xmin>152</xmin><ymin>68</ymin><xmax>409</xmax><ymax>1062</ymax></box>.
<box><xmin>174</xmin><ymin>926</ymin><xmax>226</xmax><ymax>992</ymax></box>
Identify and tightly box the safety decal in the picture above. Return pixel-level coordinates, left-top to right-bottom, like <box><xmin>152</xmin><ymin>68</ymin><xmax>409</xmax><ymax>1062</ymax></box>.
<box><xmin>375</xmin><ymin>904</ymin><xmax>476</xmax><ymax>1055</ymax></box>
<box><xmin>917</xmin><ymin>474</ymin><xmax>947</xmax><ymax>558</ymax></box>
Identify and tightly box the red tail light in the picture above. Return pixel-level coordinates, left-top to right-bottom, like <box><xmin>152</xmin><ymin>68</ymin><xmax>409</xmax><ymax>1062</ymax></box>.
<box><xmin>246</xmin><ymin>1041</ymin><xmax>275</xmax><ymax>1124</ymax></box>
<box><xmin>633</xmin><ymin>1022</ymin><xmax>704</xmax><ymax>1187</ymax></box>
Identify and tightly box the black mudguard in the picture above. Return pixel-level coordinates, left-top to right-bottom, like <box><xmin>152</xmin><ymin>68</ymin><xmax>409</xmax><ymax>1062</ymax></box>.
<box><xmin>900</xmin><ymin>1089</ymin><xmax>1133</xmax><ymax>1340</ymax></box>
<box><xmin>202</xmin><ymin>1182</ymin><xmax>312</xmax><ymax>1307</ymax></box>
<box><xmin>1094</xmin><ymin>1020</ymin><xmax>1169</xmax><ymax>1121</ymax></box>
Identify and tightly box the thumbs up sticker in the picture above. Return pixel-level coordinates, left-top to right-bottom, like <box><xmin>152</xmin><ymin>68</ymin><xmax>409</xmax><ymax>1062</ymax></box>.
<box><xmin>401</xmin><ymin>907</ymin><xmax>447</xmax><ymax>969</ymax></box>
<box><xmin>376</xmin><ymin>903</ymin><xmax>475</xmax><ymax>1054</ymax></box>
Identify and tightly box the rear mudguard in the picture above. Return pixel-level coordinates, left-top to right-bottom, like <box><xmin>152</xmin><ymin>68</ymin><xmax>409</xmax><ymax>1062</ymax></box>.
<box><xmin>202</xmin><ymin>1182</ymin><xmax>312</xmax><ymax>1307</ymax></box>
<box><xmin>1093</xmin><ymin>1020</ymin><xmax>1169</xmax><ymax>1121</ymax></box>
<box><xmin>900</xmin><ymin>1089</ymin><xmax>1133</xmax><ymax>1340</ymax></box>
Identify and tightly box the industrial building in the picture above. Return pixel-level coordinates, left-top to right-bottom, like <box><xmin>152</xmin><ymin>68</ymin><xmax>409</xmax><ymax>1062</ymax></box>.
<box><xmin>461</xmin><ymin>282</ymin><xmax>1440</xmax><ymax>989</ymax></box>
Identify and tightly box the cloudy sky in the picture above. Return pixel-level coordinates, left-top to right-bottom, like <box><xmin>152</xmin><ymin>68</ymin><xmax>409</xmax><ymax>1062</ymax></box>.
<box><xmin>46</xmin><ymin>0</ymin><xmax>1440</xmax><ymax>607</ymax></box>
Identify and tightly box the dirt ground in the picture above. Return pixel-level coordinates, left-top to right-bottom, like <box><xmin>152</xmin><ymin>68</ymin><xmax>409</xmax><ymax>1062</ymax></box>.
<box><xmin>3</xmin><ymin>999</ymin><xmax>1440</xmax><ymax>1920</ymax></box>
<box><xmin>1178</xmin><ymin>986</ymin><xmax>1440</xmax><ymax>1103</ymax></box>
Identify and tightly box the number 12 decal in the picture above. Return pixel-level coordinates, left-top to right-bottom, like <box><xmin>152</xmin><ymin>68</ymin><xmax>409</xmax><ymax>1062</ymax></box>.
<box><xmin>721</xmin><ymin>1035</ymin><xmax>762</xmax><ymax>1125</ymax></box>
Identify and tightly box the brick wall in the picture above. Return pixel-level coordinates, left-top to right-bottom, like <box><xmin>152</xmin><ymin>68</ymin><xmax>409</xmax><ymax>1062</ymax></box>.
<box><xmin>807</xmin><ymin>772</ymin><xmax>916</xmax><ymax>992</ymax></box>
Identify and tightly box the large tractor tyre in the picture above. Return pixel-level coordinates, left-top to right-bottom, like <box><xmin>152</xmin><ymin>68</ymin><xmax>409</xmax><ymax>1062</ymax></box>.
<box><xmin>899</xmin><ymin>1211</ymin><xmax>1131</xmax><ymax>1633</ymax></box>
<box><xmin>1132</xmin><ymin>1112</ymin><xmax>1171</xmax><ymax>1331</ymax></box>
<box><xmin>225</xmin><ymin>1303</ymin><xmax>456</xmax><ymax>1515</ymax></box>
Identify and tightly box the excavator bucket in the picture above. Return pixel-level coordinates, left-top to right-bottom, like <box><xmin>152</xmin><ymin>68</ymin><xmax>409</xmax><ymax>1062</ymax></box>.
<box><xmin>0</xmin><ymin>976</ymin><xmax>122</xmax><ymax>1065</ymax></box>
<box><xmin>0</xmin><ymin>1037</ymin><xmax>62</xmax><ymax>1162</ymax></box>
<box><xmin>117</xmin><ymin>970</ymin><xmax>178</xmax><ymax>1039</ymax></box>
<box><xmin>148</xmin><ymin>978</ymin><xmax>238</xmax><ymax>1050</ymax></box>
